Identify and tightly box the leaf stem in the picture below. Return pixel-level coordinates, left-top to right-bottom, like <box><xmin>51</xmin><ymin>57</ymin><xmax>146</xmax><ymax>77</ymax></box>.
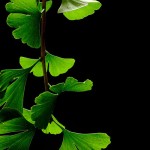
<box><xmin>41</xmin><ymin>0</ymin><xmax>48</xmax><ymax>91</ymax></box>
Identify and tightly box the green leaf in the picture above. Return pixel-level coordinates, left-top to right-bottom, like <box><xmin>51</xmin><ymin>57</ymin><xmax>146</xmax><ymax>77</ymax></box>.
<box><xmin>0</xmin><ymin>108</ymin><xmax>35</xmax><ymax>150</ymax></box>
<box><xmin>38</xmin><ymin>0</ymin><xmax>53</xmax><ymax>12</ymax></box>
<box><xmin>42</xmin><ymin>115</ymin><xmax>65</xmax><ymax>135</ymax></box>
<box><xmin>0</xmin><ymin>68</ymin><xmax>30</xmax><ymax>92</ymax></box>
<box><xmin>52</xmin><ymin>115</ymin><xmax>65</xmax><ymax>129</ymax></box>
<box><xmin>20</xmin><ymin>56</ymin><xmax>45</xmax><ymax>77</ymax></box>
<box><xmin>46</xmin><ymin>52</ymin><xmax>75</xmax><ymax>77</ymax></box>
<box><xmin>6</xmin><ymin>0</ymin><xmax>41</xmax><ymax>48</ymax></box>
<box><xmin>31</xmin><ymin>91</ymin><xmax>58</xmax><ymax>129</ymax></box>
<box><xmin>3</xmin><ymin>74</ymin><xmax>28</xmax><ymax>112</ymax></box>
<box><xmin>0</xmin><ymin>68</ymin><xmax>31</xmax><ymax>113</ymax></box>
<box><xmin>60</xmin><ymin>129</ymin><xmax>111</xmax><ymax>150</ymax></box>
<box><xmin>50</xmin><ymin>77</ymin><xmax>93</xmax><ymax>94</ymax></box>
<box><xmin>58</xmin><ymin>0</ymin><xmax>102</xmax><ymax>20</ymax></box>
<box><xmin>0</xmin><ymin>117</ymin><xmax>32</xmax><ymax>134</ymax></box>
<box><xmin>23</xmin><ymin>108</ymin><xmax>35</xmax><ymax>124</ymax></box>
<box><xmin>42</xmin><ymin>121</ymin><xmax>63</xmax><ymax>135</ymax></box>
<box><xmin>0</xmin><ymin>107</ymin><xmax>21</xmax><ymax>122</ymax></box>
<box><xmin>20</xmin><ymin>52</ymin><xmax>75</xmax><ymax>77</ymax></box>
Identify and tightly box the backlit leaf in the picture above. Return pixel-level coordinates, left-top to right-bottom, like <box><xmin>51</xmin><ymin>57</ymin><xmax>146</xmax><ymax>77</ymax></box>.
<box><xmin>0</xmin><ymin>68</ymin><xmax>29</xmax><ymax>92</ymax></box>
<box><xmin>0</xmin><ymin>108</ymin><xmax>35</xmax><ymax>150</ymax></box>
<box><xmin>6</xmin><ymin>0</ymin><xmax>41</xmax><ymax>48</ymax></box>
<box><xmin>60</xmin><ymin>129</ymin><xmax>111</xmax><ymax>150</ymax></box>
<box><xmin>42</xmin><ymin>115</ymin><xmax>65</xmax><ymax>135</ymax></box>
<box><xmin>42</xmin><ymin>121</ymin><xmax>63</xmax><ymax>135</ymax></box>
<box><xmin>50</xmin><ymin>77</ymin><xmax>93</xmax><ymax>94</ymax></box>
<box><xmin>46</xmin><ymin>52</ymin><xmax>75</xmax><ymax>77</ymax></box>
<box><xmin>20</xmin><ymin>56</ymin><xmax>44</xmax><ymax>77</ymax></box>
<box><xmin>58</xmin><ymin>0</ymin><xmax>102</xmax><ymax>20</ymax></box>
<box><xmin>20</xmin><ymin>52</ymin><xmax>75</xmax><ymax>77</ymax></box>
<box><xmin>23</xmin><ymin>108</ymin><xmax>35</xmax><ymax>124</ymax></box>
<box><xmin>31</xmin><ymin>91</ymin><xmax>58</xmax><ymax>129</ymax></box>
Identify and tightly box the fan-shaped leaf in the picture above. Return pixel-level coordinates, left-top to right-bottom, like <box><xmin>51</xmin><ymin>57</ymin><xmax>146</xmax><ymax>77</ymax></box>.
<box><xmin>0</xmin><ymin>68</ymin><xmax>29</xmax><ymax>92</ymax></box>
<box><xmin>46</xmin><ymin>52</ymin><xmax>75</xmax><ymax>77</ymax></box>
<box><xmin>58</xmin><ymin>0</ymin><xmax>102</xmax><ymax>20</ymax></box>
<box><xmin>31</xmin><ymin>91</ymin><xmax>58</xmax><ymax>129</ymax></box>
<box><xmin>50</xmin><ymin>77</ymin><xmax>93</xmax><ymax>94</ymax></box>
<box><xmin>6</xmin><ymin>0</ymin><xmax>41</xmax><ymax>48</ymax></box>
<box><xmin>0</xmin><ymin>67</ymin><xmax>32</xmax><ymax>113</ymax></box>
<box><xmin>60</xmin><ymin>129</ymin><xmax>111</xmax><ymax>150</ymax></box>
<box><xmin>42</xmin><ymin>115</ymin><xmax>65</xmax><ymax>135</ymax></box>
<box><xmin>20</xmin><ymin>56</ymin><xmax>44</xmax><ymax>77</ymax></box>
<box><xmin>0</xmin><ymin>108</ymin><xmax>35</xmax><ymax>150</ymax></box>
<box><xmin>42</xmin><ymin>121</ymin><xmax>63</xmax><ymax>135</ymax></box>
<box><xmin>19</xmin><ymin>52</ymin><xmax>75</xmax><ymax>77</ymax></box>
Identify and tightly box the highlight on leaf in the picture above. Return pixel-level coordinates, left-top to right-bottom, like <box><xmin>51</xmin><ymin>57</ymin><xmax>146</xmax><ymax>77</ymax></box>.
<box><xmin>23</xmin><ymin>108</ymin><xmax>35</xmax><ymax>124</ymax></box>
<box><xmin>0</xmin><ymin>108</ymin><xmax>35</xmax><ymax>150</ymax></box>
<box><xmin>42</xmin><ymin>115</ymin><xmax>65</xmax><ymax>135</ymax></box>
<box><xmin>46</xmin><ymin>52</ymin><xmax>75</xmax><ymax>77</ymax></box>
<box><xmin>50</xmin><ymin>77</ymin><xmax>93</xmax><ymax>94</ymax></box>
<box><xmin>31</xmin><ymin>91</ymin><xmax>58</xmax><ymax>129</ymax></box>
<box><xmin>5</xmin><ymin>0</ymin><xmax>41</xmax><ymax>48</ymax></box>
<box><xmin>0</xmin><ymin>67</ymin><xmax>32</xmax><ymax>113</ymax></box>
<box><xmin>19</xmin><ymin>52</ymin><xmax>75</xmax><ymax>77</ymax></box>
<box><xmin>42</xmin><ymin>121</ymin><xmax>63</xmax><ymax>135</ymax></box>
<box><xmin>1</xmin><ymin>0</ymin><xmax>111</xmax><ymax>149</ymax></box>
<box><xmin>46</xmin><ymin>115</ymin><xmax>111</xmax><ymax>150</ymax></box>
<box><xmin>20</xmin><ymin>56</ymin><xmax>44</xmax><ymax>77</ymax></box>
<box><xmin>58</xmin><ymin>0</ymin><xmax>102</xmax><ymax>20</ymax></box>
<box><xmin>60</xmin><ymin>129</ymin><xmax>111</xmax><ymax>150</ymax></box>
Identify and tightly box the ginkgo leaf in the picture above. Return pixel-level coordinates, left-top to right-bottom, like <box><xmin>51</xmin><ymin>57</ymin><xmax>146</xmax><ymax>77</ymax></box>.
<box><xmin>46</xmin><ymin>52</ymin><xmax>75</xmax><ymax>77</ymax></box>
<box><xmin>0</xmin><ymin>67</ymin><xmax>32</xmax><ymax>113</ymax></box>
<box><xmin>49</xmin><ymin>115</ymin><xmax>111</xmax><ymax>149</ymax></box>
<box><xmin>0</xmin><ymin>68</ymin><xmax>29</xmax><ymax>92</ymax></box>
<box><xmin>42</xmin><ymin>114</ymin><xmax>65</xmax><ymax>135</ymax></box>
<box><xmin>6</xmin><ymin>0</ymin><xmax>41</xmax><ymax>48</ymax></box>
<box><xmin>0</xmin><ymin>107</ymin><xmax>21</xmax><ymax>122</ymax></box>
<box><xmin>31</xmin><ymin>91</ymin><xmax>58</xmax><ymax>129</ymax></box>
<box><xmin>38</xmin><ymin>0</ymin><xmax>53</xmax><ymax>12</ymax></box>
<box><xmin>23</xmin><ymin>108</ymin><xmax>35</xmax><ymax>124</ymax></box>
<box><xmin>20</xmin><ymin>52</ymin><xmax>75</xmax><ymax>77</ymax></box>
<box><xmin>42</xmin><ymin>121</ymin><xmax>63</xmax><ymax>135</ymax></box>
<box><xmin>58</xmin><ymin>0</ymin><xmax>102</xmax><ymax>20</ymax></box>
<box><xmin>50</xmin><ymin>77</ymin><xmax>93</xmax><ymax>94</ymax></box>
<box><xmin>20</xmin><ymin>56</ymin><xmax>45</xmax><ymax>77</ymax></box>
<box><xmin>0</xmin><ymin>108</ymin><xmax>35</xmax><ymax>150</ymax></box>
<box><xmin>60</xmin><ymin>129</ymin><xmax>111</xmax><ymax>150</ymax></box>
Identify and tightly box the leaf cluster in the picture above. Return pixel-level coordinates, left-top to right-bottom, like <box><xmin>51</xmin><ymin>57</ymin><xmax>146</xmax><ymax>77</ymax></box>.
<box><xmin>0</xmin><ymin>0</ymin><xmax>111</xmax><ymax>149</ymax></box>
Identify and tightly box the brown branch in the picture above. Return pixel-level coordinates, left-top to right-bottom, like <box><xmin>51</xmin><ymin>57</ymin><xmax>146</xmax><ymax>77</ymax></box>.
<box><xmin>41</xmin><ymin>0</ymin><xmax>48</xmax><ymax>91</ymax></box>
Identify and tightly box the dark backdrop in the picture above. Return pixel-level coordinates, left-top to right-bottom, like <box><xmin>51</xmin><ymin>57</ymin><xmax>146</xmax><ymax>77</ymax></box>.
<box><xmin>0</xmin><ymin>0</ymin><xmax>119</xmax><ymax>149</ymax></box>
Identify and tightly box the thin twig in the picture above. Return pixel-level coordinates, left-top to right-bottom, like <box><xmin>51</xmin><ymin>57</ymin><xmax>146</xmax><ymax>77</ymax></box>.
<box><xmin>41</xmin><ymin>0</ymin><xmax>49</xmax><ymax>91</ymax></box>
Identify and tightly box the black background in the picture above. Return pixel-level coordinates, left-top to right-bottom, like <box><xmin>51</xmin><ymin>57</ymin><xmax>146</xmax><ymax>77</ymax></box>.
<box><xmin>0</xmin><ymin>0</ymin><xmax>121</xmax><ymax>149</ymax></box>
